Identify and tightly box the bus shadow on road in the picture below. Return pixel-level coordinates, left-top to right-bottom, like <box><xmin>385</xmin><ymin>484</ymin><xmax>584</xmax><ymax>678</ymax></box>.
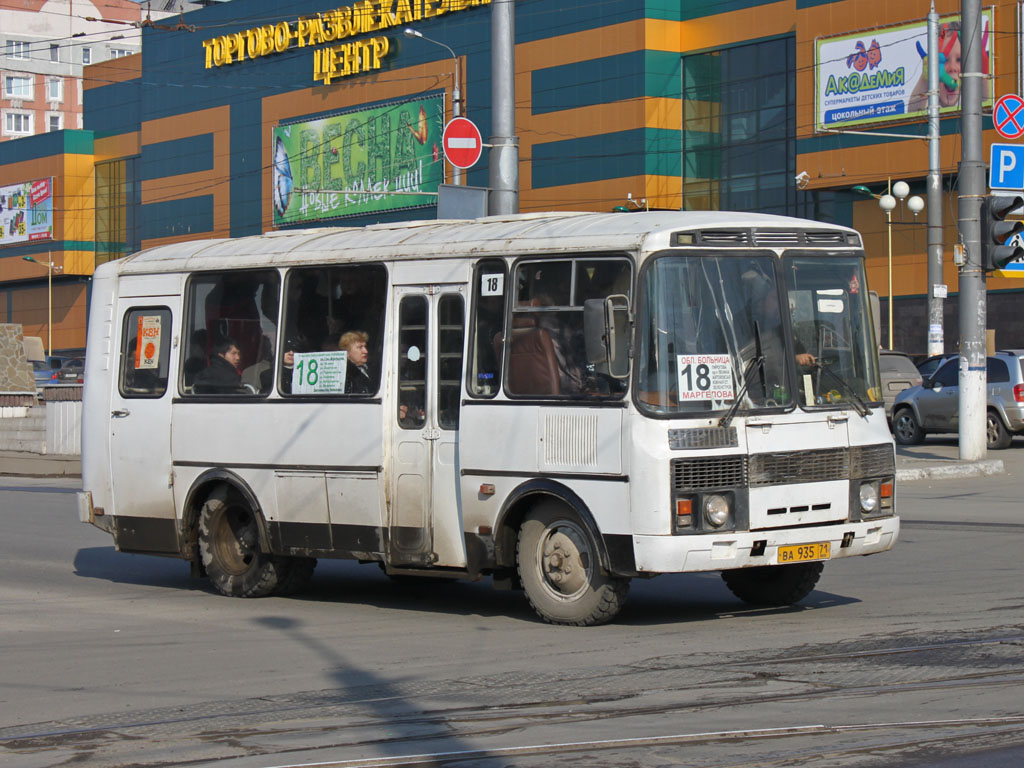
<box><xmin>72</xmin><ymin>545</ymin><xmax>199</xmax><ymax>590</ymax></box>
<box><xmin>71</xmin><ymin>548</ymin><xmax>860</xmax><ymax>626</ymax></box>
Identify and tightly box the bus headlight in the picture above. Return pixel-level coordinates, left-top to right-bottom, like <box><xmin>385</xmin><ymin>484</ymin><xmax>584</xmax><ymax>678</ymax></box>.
<box><xmin>703</xmin><ymin>494</ymin><xmax>731</xmax><ymax>528</ymax></box>
<box><xmin>859</xmin><ymin>482</ymin><xmax>879</xmax><ymax>514</ymax></box>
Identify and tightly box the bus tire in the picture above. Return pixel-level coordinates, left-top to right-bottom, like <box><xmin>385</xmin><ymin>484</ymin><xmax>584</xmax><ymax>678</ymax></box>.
<box><xmin>198</xmin><ymin>495</ymin><xmax>285</xmax><ymax>598</ymax></box>
<box><xmin>274</xmin><ymin>557</ymin><xmax>317</xmax><ymax>595</ymax></box>
<box><xmin>721</xmin><ymin>562</ymin><xmax>824</xmax><ymax>607</ymax></box>
<box><xmin>516</xmin><ymin>502</ymin><xmax>629</xmax><ymax>626</ymax></box>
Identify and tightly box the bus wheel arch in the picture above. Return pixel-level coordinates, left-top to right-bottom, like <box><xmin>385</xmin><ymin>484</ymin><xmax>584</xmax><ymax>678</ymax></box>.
<box><xmin>184</xmin><ymin>471</ymin><xmax>285</xmax><ymax>598</ymax></box>
<box><xmin>182</xmin><ymin>470</ymin><xmax>271</xmax><ymax>558</ymax></box>
<box><xmin>493</xmin><ymin>481</ymin><xmax>610</xmax><ymax>572</ymax></box>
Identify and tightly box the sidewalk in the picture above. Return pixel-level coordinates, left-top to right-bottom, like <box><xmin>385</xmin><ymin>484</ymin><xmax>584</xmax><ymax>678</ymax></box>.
<box><xmin>1</xmin><ymin>439</ymin><xmax>1017</xmax><ymax>481</ymax></box>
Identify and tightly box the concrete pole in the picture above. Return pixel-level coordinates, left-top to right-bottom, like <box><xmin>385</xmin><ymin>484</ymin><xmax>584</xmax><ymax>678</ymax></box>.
<box><xmin>957</xmin><ymin>0</ymin><xmax>987</xmax><ymax>460</ymax></box>
<box><xmin>488</xmin><ymin>0</ymin><xmax>518</xmax><ymax>215</ymax></box>
<box><xmin>926</xmin><ymin>3</ymin><xmax>945</xmax><ymax>357</ymax></box>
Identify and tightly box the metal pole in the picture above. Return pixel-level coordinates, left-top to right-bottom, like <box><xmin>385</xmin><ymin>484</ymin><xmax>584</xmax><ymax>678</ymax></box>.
<box><xmin>958</xmin><ymin>0</ymin><xmax>987</xmax><ymax>460</ymax></box>
<box><xmin>47</xmin><ymin>255</ymin><xmax>53</xmax><ymax>357</ymax></box>
<box><xmin>488</xmin><ymin>0</ymin><xmax>518</xmax><ymax>215</ymax></box>
<box><xmin>926</xmin><ymin>3</ymin><xmax>945</xmax><ymax>357</ymax></box>
<box><xmin>887</xmin><ymin>207</ymin><xmax>894</xmax><ymax>349</ymax></box>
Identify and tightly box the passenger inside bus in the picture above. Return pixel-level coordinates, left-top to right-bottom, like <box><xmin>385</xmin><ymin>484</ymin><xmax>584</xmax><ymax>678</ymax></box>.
<box><xmin>340</xmin><ymin>330</ymin><xmax>373</xmax><ymax>394</ymax></box>
<box><xmin>192</xmin><ymin>337</ymin><xmax>245</xmax><ymax>394</ymax></box>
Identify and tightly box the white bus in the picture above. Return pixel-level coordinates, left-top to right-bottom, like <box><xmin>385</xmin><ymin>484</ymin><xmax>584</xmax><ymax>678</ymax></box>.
<box><xmin>78</xmin><ymin>211</ymin><xmax>899</xmax><ymax>625</ymax></box>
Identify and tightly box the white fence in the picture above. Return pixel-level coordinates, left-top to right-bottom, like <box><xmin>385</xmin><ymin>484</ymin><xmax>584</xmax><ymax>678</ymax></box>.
<box><xmin>46</xmin><ymin>400</ymin><xmax>82</xmax><ymax>456</ymax></box>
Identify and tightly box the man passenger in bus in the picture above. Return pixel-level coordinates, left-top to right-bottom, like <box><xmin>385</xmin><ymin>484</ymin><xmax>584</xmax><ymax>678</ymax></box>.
<box><xmin>340</xmin><ymin>330</ymin><xmax>373</xmax><ymax>394</ymax></box>
<box><xmin>193</xmin><ymin>337</ymin><xmax>244</xmax><ymax>394</ymax></box>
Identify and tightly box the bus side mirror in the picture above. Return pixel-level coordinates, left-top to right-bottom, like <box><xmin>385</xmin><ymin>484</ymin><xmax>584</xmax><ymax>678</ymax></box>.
<box><xmin>583</xmin><ymin>295</ymin><xmax>631</xmax><ymax>379</ymax></box>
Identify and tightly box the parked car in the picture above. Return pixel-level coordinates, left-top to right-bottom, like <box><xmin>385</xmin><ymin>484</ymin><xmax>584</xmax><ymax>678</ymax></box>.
<box><xmin>55</xmin><ymin>358</ymin><xmax>84</xmax><ymax>384</ymax></box>
<box><xmin>891</xmin><ymin>351</ymin><xmax>1024</xmax><ymax>449</ymax></box>
<box><xmin>878</xmin><ymin>350</ymin><xmax>922</xmax><ymax>422</ymax></box>
<box><xmin>30</xmin><ymin>356</ymin><xmax>70</xmax><ymax>388</ymax></box>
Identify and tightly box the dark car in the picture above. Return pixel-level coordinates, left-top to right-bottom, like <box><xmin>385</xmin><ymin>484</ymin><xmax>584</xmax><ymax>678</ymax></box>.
<box><xmin>878</xmin><ymin>350</ymin><xmax>922</xmax><ymax>422</ymax></box>
<box><xmin>55</xmin><ymin>358</ymin><xmax>84</xmax><ymax>384</ymax></box>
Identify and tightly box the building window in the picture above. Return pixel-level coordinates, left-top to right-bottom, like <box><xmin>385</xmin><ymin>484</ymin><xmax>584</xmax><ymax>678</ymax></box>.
<box><xmin>4</xmin><ymin>75</ymin><xmax>33</xmax><ymax>99</ymax></box>
<box><xmin>48</xmin><ymin>114</ymin><xmax>61</xmax><ymax>132</ymax></box>
<box><xmin>6</xmin><ymin>40</ymin><xmax>29</xmax><ymax>60</ymax></box>
<box><xmin>95</xmin><ymin>157</ymin><xmax>141</xmax><ymax>266</ymax></box>
<box><xmin>46</xmin><ymin>77</ymin><xmax>62</xmax><ymax>101</ymax></box>
<box><xmin>4</xmin><ymin>112</ymin><xmax>32</xmax><ymax>135</ymax></box>
<box><xmin>50</xmin><ymin>44</ymin><xmax>59</xmax><ymax>62</ymax></box>
<box><xmin>109</xmin><ymin>48</ymin><xmax>133</xmax><ymax>59</ymax></box>
<box><xmin>82</xmin><ymin>47</ymin><xmax>91</xmax><ymax>65</ymax></box>
<box><xmin>682</xmin><ymin>37</ymin><xmax>797</xmax><ymax>216</ymax></box>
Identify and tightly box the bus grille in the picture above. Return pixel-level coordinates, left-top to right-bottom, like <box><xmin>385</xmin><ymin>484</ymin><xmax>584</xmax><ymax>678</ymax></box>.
<box><xmin>749</xmin><ymin>448</ymin><xmax>848</xmax><ymax>486</ymax></box>
<box><xmin>668</xmin><ymin>427</ymin><xmax>738</xmax><ymax>450</ymax></box>
<box><xmin>850</xmin><ymin>443</ymin><xmax>895</xmax><ymax>477</ymax></box>
<box><xmin>671</xmin><ymin>456</ymin><xmax>747</xmax><ymax>491</ymax></box>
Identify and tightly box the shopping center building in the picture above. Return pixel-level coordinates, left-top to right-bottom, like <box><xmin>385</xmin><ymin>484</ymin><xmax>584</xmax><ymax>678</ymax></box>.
<box><xmin>1</xmin><ymin>0</ymin><xmax>1021</xmax><ymax>353</ymax></box>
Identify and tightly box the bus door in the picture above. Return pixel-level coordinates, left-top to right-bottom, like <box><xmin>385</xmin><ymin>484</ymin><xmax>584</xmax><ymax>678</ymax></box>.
<box><xmin>388</xmin><ymin>286</ymin><xmax>466</xmax><ymax>568</ymax></box>
<box><xmin>108</xmin><ymin>296</ymin><xmax>179</xmax><ymax>552</ymax></box>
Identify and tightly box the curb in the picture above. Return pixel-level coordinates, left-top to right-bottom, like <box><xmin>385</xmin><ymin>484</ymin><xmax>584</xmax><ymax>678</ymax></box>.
<box><xmin>896</xmin><ymin>459</ymin><xmax>1005</xmax><ymax>482</ymax></box>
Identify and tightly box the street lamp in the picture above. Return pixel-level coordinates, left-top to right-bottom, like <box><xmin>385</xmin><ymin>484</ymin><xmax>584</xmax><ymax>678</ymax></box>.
<box><xmin>403</xmin><ymin>28</ymin><xmax>463</xmax><ymax>184</ymax></box>
<box><xmin>22</xmin><ymin>254</ymin><xmax>63</xmax><ymax>357</ymax></box>
<box><xmin>854</xmin><ymin>182</ymin><xmax>924</xmax><ymax>350</ymax></box>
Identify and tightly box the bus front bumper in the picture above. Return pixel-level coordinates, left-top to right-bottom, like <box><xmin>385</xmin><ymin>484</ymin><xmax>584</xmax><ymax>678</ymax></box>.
<box><xmin>632</xmin><ymin>517</ymin><xmax>900</xmax><ymax>574</ymax></box>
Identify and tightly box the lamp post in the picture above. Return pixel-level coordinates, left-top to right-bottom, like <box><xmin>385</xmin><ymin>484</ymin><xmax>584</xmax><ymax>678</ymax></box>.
<box><xmin>403</xmin><ymin>28</ymin><xmax>463</xmax><ymax>185</ymax></box>
<box><xmin>22</xmin><ymin>253</ymin><xmax>63</xmax><ymax>357</ymax></box>
<box><xmin>853</xmin><ymin>182</ymin><xmax>924</xmax><ymax>350</ymax></box>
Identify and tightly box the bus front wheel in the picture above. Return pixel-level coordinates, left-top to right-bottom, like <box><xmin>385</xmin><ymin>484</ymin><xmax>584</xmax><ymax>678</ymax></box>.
<box><xmin>721</xmin><ymin>562</ymin><xmax>824</xmax><ymax>607</ymax></box>
<box><xmin>198</xmin><ymin>494</ymin><xmax>286</xmax><ymax>598</ymax></box>
<box><xmin>516</xmin><ymin>503</ymin><xmax>629</xmax><ymax>626</ymax></box>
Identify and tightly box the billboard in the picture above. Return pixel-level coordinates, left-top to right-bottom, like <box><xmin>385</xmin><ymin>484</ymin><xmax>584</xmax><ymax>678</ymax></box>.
<box><xmin>0</xmin><ymin>178</ymin><xmax>54</xmax><ymax>246</ymax></box>
<box><xmin>815</xmin><ymin>10</ymin><xmax>994</xmax><ymax>131</ymax></box>
<box><xmin>272</xmin><ymin>95</ymin><xmax>444</xmax><ymax>225</ymax></box>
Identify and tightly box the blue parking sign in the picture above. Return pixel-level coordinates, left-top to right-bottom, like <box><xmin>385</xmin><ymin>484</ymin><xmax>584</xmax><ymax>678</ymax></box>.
<box><xmin>990</xmin><ymin>143</ymin><xmax>1024</xmax><ymax>190</ymax></box>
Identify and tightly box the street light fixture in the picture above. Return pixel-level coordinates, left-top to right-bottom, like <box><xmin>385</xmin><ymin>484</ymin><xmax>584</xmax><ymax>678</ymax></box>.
<box><xmin>403</xmin><ymin>28</ymin><xmax>464</xmax><ymax>184</ymax></box>
<box><xmin>22</xmin><ymin>254</ymin><xmax>63</xmax><ymax>357</ymax></box>
<box><xmin>854</xmin><ymin>182</ymin><xmax>924</xmax><ymax>350</ymax></box>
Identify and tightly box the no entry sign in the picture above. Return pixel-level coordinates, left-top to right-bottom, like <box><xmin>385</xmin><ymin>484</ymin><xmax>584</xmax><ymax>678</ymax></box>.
<box><xmin>442</xmin><ymin>117</ymin><xmax>483</xmax><ymax>169</ymax></box>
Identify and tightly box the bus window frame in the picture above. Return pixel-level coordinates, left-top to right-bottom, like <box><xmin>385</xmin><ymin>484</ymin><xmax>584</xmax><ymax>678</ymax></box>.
<box><xmin>501</xmin><ymin>252</ymin><xmax>634</xmax><ymax>402</ymax></box>
<box><xmin>467</xmin><ymin>257</ymin><xmax>509</xmax><ymax>400</ymax></box>
<box><xmin>118</xmin><ymin>305</ymin><xmax>173</xmax><ymax>399</ymax></box>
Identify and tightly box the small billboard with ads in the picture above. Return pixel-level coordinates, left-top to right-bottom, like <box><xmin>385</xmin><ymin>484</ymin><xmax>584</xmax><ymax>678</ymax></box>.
<box><xmin>815</xmin><ymin>10</ymin><xmax>993</xmax><ymax>131</ymax></box>
<box><xmin>272</xmin><ymin>96</ymin><xmax>443</xmax><ymax>225</ymax></box>
<box><xmin>0</xmin><ymin>178</ymin><xmax>54</xmax><ymax>246</ymax></box>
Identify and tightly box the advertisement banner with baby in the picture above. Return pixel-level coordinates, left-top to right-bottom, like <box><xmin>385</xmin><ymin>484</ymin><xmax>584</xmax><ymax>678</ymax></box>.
<box><xmin>815</xmin><ymin>10</ymin><xmax>993</xmax><ymax>131</ymax></box>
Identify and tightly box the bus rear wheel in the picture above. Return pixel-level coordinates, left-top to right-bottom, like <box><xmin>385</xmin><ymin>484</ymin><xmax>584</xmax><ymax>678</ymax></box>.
<box><xmin>516</xmin><ymin>503</ymin><xmax>629</xmax><ymax>626</ymax></box>
<box><xmin>721</xmin><ymin>562</ymin><xmax>824</xmax><ymax>607</ymax></box>
<box><xmin>198</xmin><ymin>494</ymin><xmax>286</xmax><ymax>598</ymax></box>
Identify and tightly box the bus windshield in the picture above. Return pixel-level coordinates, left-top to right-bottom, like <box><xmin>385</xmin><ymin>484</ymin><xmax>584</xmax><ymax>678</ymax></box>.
<box><xmin>636</xmin><ymin>252</ymin><xmax>881</xmax><ymax>416</ymax></box>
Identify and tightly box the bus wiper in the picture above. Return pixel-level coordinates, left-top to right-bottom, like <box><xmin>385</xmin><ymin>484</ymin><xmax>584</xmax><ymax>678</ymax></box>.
<box><xmin>720</xmin><ymin>321</ymin><xmax>766</xmax><ymax>429</ymax></box>
<box><xmin>719</xmin><ymin>354</ymin><xmax>764</xmax><ymax>428</ymax></box>
<box><xmin>813</xmin><ymin>360</ymin><xmax>871</xmax><ymax>417</ymax></box>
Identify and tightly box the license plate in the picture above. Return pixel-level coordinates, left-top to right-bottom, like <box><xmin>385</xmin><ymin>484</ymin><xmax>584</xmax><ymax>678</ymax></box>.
<box><xmin>778</xmin><ymin>542</ymin><xmax>830</xmax><ymax>563</ymax></box>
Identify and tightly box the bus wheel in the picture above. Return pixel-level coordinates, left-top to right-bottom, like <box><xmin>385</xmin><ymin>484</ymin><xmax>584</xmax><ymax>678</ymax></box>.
<box><xmin>517</xmin><ymin>503</ymin><xmax>629</xmax><ymax>626</ymax></box>
<box><xmin>198</xmin><ymin>495</ymin><xmax>284</xmax><ymax>598</ymax></box>
<box><xmin>721</xmin><ymin>562</ymin><xmax>824</xmax><ymax>607</ymax></box>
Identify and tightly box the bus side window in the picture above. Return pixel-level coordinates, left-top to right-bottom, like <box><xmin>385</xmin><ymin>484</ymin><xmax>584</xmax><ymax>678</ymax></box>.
<box><xmin>468</xmin><ymin>259</ymin><xmax>507</xmax><ymax>397</ymax></box>
<box><xmin>279</xmin><ymin>264</ymin><xmax>387</xmax><ymax>396</ymax></box>
<box><xmin>120</xmin><ymin>308</ymin><xmax>172</xmax><ymax>397</ymax></box>
<box><xmin>182</xmin><ymin>270</ymin><xmax>280</xmax><ymax>396</ymax></box>
<box><xmin>438</xmin><ymin>294</ymin><xmax>465</xmax><ymax>429</ymax></box>
<box><xmin>398</xmin><ymin>296</ymin><xmax>427</xmax><ymax>428</ymax></box>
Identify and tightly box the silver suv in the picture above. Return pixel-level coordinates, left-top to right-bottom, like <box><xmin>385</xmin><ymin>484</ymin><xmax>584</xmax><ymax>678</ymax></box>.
<box><xmin>891</xmin><ymin>351</ymin><xmax>1024</xmax><ymax>449</ymax></box>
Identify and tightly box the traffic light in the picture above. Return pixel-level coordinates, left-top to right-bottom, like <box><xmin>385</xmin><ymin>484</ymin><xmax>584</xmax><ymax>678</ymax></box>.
<box><xmin>980</xmin><ymin>194</ymin><xmax>1024</xmax><ymax>272</ymax></box>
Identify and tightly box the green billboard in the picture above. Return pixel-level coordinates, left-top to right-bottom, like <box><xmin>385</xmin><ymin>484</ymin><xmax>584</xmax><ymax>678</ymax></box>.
<box><xmin>272</xmin><ymin>95</ymin><xmax>443</xmax><ymax>224</ymax></box>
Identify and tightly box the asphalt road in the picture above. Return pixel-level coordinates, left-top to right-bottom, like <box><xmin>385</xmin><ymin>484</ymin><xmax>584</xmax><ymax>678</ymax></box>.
<box><xmin>1</xmin><ymin>459</ymin><xmax>1022</xmax><ymax>768</ymax></box>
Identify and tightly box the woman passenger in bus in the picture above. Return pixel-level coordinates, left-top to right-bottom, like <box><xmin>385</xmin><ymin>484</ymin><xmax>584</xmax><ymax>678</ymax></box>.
<box><xmin>193</xmin><ymin>337</ymin><xmax>245</xmax><ymax>394</ymax></box>
<box><xmin>340</xmin><ymin>330</ymin><xmax>373</xmax><ymax>394</ymax></box>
